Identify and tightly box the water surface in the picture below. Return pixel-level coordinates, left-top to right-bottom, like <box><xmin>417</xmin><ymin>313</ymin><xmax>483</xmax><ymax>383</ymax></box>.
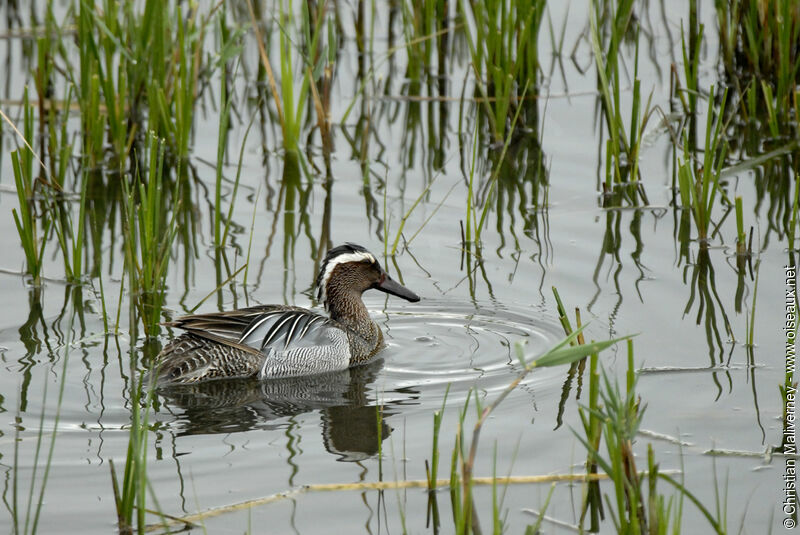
<box><xmin>0</xmin><ymin>1</ymin><xmax>792</xmax><ymax>533</ymax></box>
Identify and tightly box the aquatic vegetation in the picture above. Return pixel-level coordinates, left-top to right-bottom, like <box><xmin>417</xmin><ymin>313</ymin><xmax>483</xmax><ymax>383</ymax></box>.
<box><xmin>0</xmin><ymin>0</ymin><xmax>795</xmax><ymax>532</ymax></box>
<box><xmin>716</xmin><ymin>0</ymin><xmax>800</xmax><ymax>124</ymax></box>
<box><xmin>247</xmin><ymin>0</ymin><xmax>336</xmax><ymax>156</ymax></box>
<box><xmin>110</xmin><ymin>349</ymin><xmax>161</xmax><ymax>535</ymax></box>
<box><xmin>6</xmin><ymin>94</ymin><xmax>56</xmax><ymax>290</ymax></box>
<box><xmin>400</xmin><ymin>0</ymin><xmax>445</xmax><ymax>83</ymax></box>
<box><xmin>72</xmin><ymin>0</ymin><xmax>209</xmax><ymax>168</ymax></box>
<box><xmin>677</xmin><ymin>87</ymin><xmax>729</xmax><ymax>245</ymax></box>
<box><xmin>575</xmin><ymin>346</ymin><xmax>726</xmax><ymax>534</ymax></box>
<box><xmin>10</xmin><ymin>152</ymin><xmax>49</xmax><ymax>288</ymax></box>
<box><xmin>734</xmin><ymin>195</ymin><xmax>753</xmax><ymax>264</ymax></box>
<box><xmin>10</xmin><ymin>306</ymin><xmax>75</xmax><ymax>535</ymax></box>
<box><xmin>553</xmin><ymin>292</ymin><xmax>726</xmax><ymax>534</ymax></box>
<box><xmin>49</xmin><ymin>176</ymin><xmax>89</xmax><ymax>285</ymax></box>
<box><xmin>590</xmin><ymin>0</ymin><xmax>653</xmax><ymax>206</ymax></box>
<box><xmin>463</xmin><ymin>90</ymin><xmax>529</xmax><ymax>256</ymax></box>
<box><xmin>460</xmin><ymin>0</ymin><xmax>545</xmax><ymax>142</ymax></box>
<box><xmin>214</xmin><ymin>12</ymin><xmax>248</xmax><ymax>250</ymax></box>
<box><xmin>418</xmin><ymin>292</ymin><xmax>726</xmax><ymax>533</ymax></box>
<box><xmin>121</xmin><ymin>133</ymin><xmax>180</xmax><ymax>338</ymax></box>
<box><xmin>675</xmin><ymin>4</ymin><xmax>704</xmax><ymax>151</ymax></box>
<box><xmin>433</xmin><ymin>324</ymin><xmax>630</xmax><ymax>533</ymax></box>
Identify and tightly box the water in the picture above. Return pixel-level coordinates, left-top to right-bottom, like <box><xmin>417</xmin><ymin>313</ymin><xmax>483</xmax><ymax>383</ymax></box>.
<box><xmin>0</xmin><ymin>1</ymin><xmax>793</xmax><ymax>533</ymax></box>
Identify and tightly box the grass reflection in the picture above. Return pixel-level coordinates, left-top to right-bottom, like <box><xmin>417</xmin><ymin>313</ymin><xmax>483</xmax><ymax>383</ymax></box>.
<box><xmin>681</xmin><ymin>248</ymin><xmax>734</xmax><ymax>389</ymax></box>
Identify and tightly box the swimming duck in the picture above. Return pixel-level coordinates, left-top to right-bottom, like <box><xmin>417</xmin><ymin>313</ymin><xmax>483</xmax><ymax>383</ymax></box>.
<box><xmin>155</xmin><ymin>243</ymin><xmax>420</xmax><ymax>385</ymax></box>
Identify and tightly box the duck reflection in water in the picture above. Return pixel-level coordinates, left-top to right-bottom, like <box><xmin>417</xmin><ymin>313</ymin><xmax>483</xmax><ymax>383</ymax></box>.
<box><xmin>156</xmin><ymin>356</ymin><xmax>411</xmax><ymax>461</ymax></box>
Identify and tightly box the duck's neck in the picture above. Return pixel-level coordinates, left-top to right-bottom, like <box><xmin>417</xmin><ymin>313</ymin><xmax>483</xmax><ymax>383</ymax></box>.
<box><xmin>326</xmin><ymin>288</ymin><xmax>375</xmax><ymax>338</ymax></box>
<box><xmin>326</xmin><ymin>288</ymin><xmax>385</xmax><ymax>363</ymax></box>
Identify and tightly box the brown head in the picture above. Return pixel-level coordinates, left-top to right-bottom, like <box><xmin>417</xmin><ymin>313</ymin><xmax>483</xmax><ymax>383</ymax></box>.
<box><xmin>315</xmin><ymin>243</ymin><xmax>420</xmax><ymax>320</ymax></box>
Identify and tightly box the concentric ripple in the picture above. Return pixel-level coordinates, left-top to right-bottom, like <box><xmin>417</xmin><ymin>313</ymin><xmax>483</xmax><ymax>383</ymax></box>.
<box><xmin>372</xmin><ymin>299</ymin><xmax>572</xmax><ymax>407</ymax></box>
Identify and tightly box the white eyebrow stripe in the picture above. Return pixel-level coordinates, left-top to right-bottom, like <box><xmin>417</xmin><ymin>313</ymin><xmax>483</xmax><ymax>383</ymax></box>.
<box><xmin>319</xmin><ymin>251</ymin><xmax>376</xmax><ymax>304</ymax></box>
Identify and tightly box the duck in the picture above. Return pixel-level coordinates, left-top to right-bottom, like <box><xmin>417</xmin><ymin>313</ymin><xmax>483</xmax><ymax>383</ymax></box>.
<box><xmin>154</xmin><ymin>243</ymin><xmax>420</xmax><ymax>385</ymax></box>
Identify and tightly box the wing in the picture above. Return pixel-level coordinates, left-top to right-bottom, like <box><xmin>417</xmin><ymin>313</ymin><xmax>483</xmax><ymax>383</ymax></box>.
<box><xmin>166</xmin><ymin>305</ymin><xmax>335</xmax><ymax>354</ymax></box>
<box><xmin>238</xmin><ymin>308</ymin><xmax>335</xmax><ymax>351</ymax></box>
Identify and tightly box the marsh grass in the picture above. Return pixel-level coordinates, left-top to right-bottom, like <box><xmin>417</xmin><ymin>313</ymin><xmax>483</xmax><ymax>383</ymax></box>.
<box><xmin>424</xmin><ymin>386</ymin><xmax>449</xmax><ymax>530</ymax></box>
<box><xmin>213</xmin><ymin>12</ymin><xmax>248</xmax><ymax>249</ymax></box>
<box><xmin>550</xmin><ymin>288</ymin><xmax>728</xmax><ymax>534</ymax></box>
<box><xmin>0</xmin><ymin>0</ymin><xmax>794</xmax><ymax>532</ymax></box>
<box><xmin>49</xmin><ymin>174</ymin><xmax>88</xmax><ymax>284</ymax></box>
<box><xmin>677</xmin><ymin>87</ymin><xmax>730</xmax><ymax>245</ymax></box>
<box><xmin>573</xmin><ymin>347</ymin><xmax>726</xmax><ymax>534</ymax></box>
<box><xmin>716</xmin><ymin>0</ymin><xmax>800</xmax><ymax>121</ymax></box>
<box><xmin>733</xmin><ymin>196</ymin><xmax>755</xmax><ymax>312</ymax></box>
<box><xmin>590</xmin><ymin>0</ymin><xmax>654</xmax><ymax>206</ymax></box>
<box><xmin>9</xmin><ymin>90</ymin><xmax>51</xmax><ymax>288</ymax></box>
<box><xmin>11</xmin><ymin>150</ymin><xmax>50</xmax><ymax>288</ymax></box>
<box><xmin>247</xmin><ymin>0</ymin><xmax>336</xmax><ymax>156</ymax></box>
<box><xmin>460</xmin><ymin>0</ymin><xmax>545</xmax><ymax>143</ymax></box>
<box><xmin>463</xmin><ymin>83</ymin><xmax>529</xmax><ymax>255</ymax></box>
<box><xmin>733</xmin><ymin>195</ymin><xmax>754</xmax><ymax>270</ymax></box>
<box><xmin>110</xmin><ymin>344</ymin><xmax>161</xmax><ymax>535</ymax></box>
<box><xmin>551</xmin><ymin>287</ymin><xmax>604</xmax><ymax>530</ymax></box>
<box><xmin>7</xmin><ymin>87</ymin><xmax>89</xmax><ymax>286</ymax></box>
<box><xmin>678</xmin><ymin>13</ymin><xmax>703</xmax><ymax>149</ymax></box>
<box><xmin>75</xmin><ymin>0</ymin><xmax>212</xmax><ymax>168</ymax></box>
<box><xmin>431</xmin><ymin>323</ymin><xmax>630</xmax><ymax>533</ymax></box>
<box><xmin>400</xmin><ymin>0</ymin><xmax>437</xmax><ymax>86</ymax></box>
<box><xmin>121</xmin><ymin>133</ymin><xmax>180</xmax><ymax>338</ymax></box>
<box><xmin>5</xmin><ymin>0</ymin><xmax>221</xmax><ymax>318</ymax></box>
<box><xmin>734</xmin><ymin>196</ymin><xmax>746</xmax><ymax>254</ymax></box>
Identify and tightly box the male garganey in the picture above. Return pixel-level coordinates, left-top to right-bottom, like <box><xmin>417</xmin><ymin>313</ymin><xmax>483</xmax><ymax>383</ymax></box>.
<box><xmin>155</xmin><ymin>243</ymin><xmax>420</xmax><ymax>385</ymax></box>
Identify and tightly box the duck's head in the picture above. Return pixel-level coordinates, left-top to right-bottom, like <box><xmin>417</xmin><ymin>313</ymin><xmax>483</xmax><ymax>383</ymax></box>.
<box><xmin>315</xmin><ymin>243</ymin><xmax>420</xmax><ymax>310</ymax></box>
